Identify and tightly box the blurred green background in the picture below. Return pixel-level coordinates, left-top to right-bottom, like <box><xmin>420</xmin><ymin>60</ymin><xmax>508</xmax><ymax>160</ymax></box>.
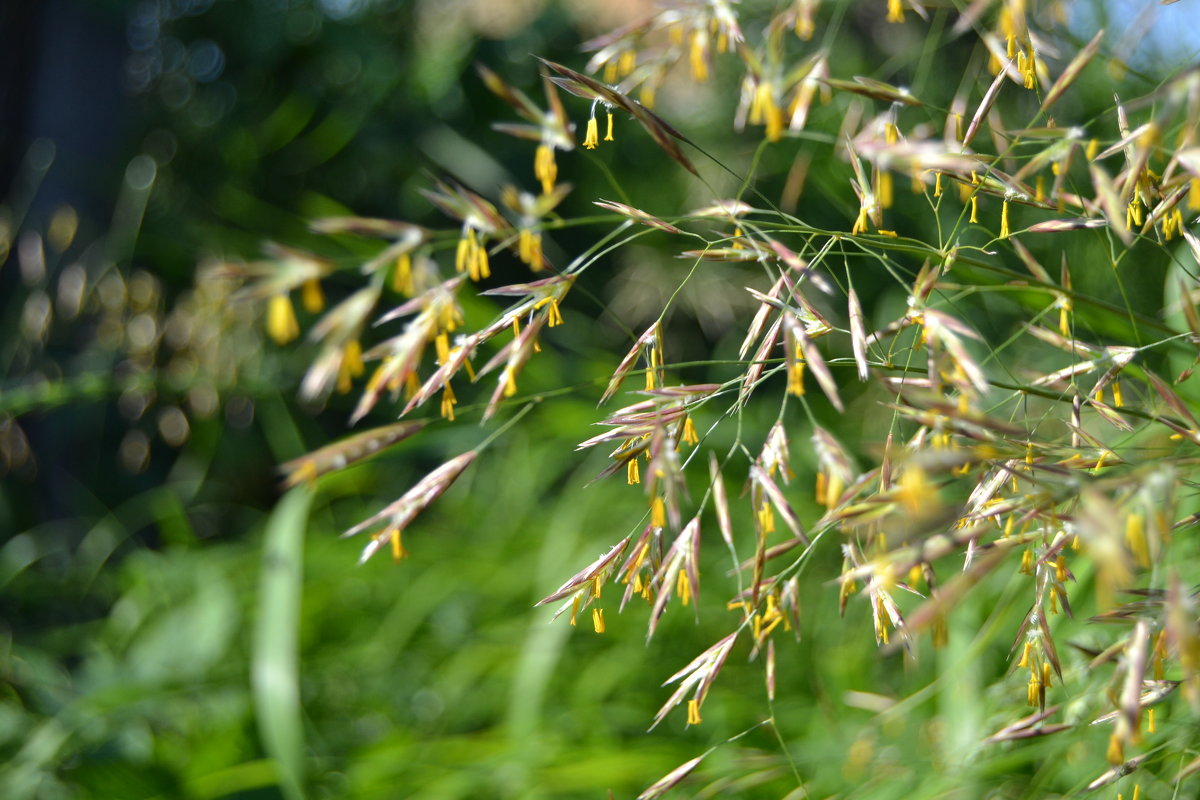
<box><xmin>3</xmin><ymin>1</ymin><xmax>1199</xmax><ymax>798</ymax></box>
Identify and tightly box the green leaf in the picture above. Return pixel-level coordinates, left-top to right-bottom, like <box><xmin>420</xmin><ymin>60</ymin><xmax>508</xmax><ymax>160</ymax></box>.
<box><xmin>253</xmin><ymin>486</ymin><xmax>313</xmax><ymax>800</ymax></box>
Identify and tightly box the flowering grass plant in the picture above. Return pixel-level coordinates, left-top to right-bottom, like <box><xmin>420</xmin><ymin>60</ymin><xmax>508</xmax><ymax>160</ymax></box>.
<box><xmin>241</xmin><ymin>0</ymin><xmax>1200</xmax><ymax>795</ymax></box>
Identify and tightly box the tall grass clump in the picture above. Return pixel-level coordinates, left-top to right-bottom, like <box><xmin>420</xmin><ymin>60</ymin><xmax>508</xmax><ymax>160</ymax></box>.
<box><xmin>237</xmin><ymin>1</ymin><xmax>1200</xmax><ymax>796</ymax></box>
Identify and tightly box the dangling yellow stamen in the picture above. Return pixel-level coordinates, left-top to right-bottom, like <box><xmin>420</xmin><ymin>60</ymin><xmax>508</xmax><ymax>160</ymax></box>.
<box><xmin>1035</xmin><ymin>175</ymin><xmax>1045</xmax><ymax>204</ymax></box>
<box><xmin>788</xmin><ymin>360</ymin><xmax>806</xmax><ymax>396</ymax></box>
<box><xmin>267</xmin><ymin>294</ymin><xmax>300</xmax><ymax>345</ymax></box>
<box><xmin>618</xmin><ymin>49</ymin><xmax>636</xmax><ymax>76</ymax></box>
<box><xmin>439</xmin><ymin>301</ymin><xmax>462</xmax><ymax>333</ymax></box>
<box><xmin>877</xmin><ymin>596</ymin><xmax>890</xmax><ymax>644</ymax></box>
<box><xmin>677</xmin><ymin>571</ymin><xmax>691</xmax><ymax>606</ymax></box>
<box><xmin>969</xmin><ymin>195</ymin><xmax>979</xmax><ymax>223</ymax></box>
<box><xmin>627</xmin><ymin>457</ymin><xmax>640</xmax><ymax>485</ymax></box>
<box><xmin>519</xmin><ymin>229</ymin><xmax>543</xmax><ymax>269</ymax></box>
<box><xmin>394</xmin><ymin>251</ymin><xmax>414</xmax><ymax>295</ymax></box>
<box><xmin>456</xmin><ymin>228</ymin><xmax>481</xmax><ymax>277</ymax></box>
<box><xmin>474</xmin><ymin>235</ymin><xmax>490</xmax><ymax>281</ymax></box>
<box><xmin>457</xmin><ymin>346</ymin><xmax>475</xmax><ymax>381</ymax></box>
<box><xmin>748</xmin><ymin>84</ymin><xmax>768</xmax><ymax>125</ymax></box>
<box><xmin>879</xmin><ymin>171</ymin><xmax>894</xmax><ymax>208</ymax></box>
<box><xmin>1126</xmin><ymin>512</ymin><xmax>1149</xmax><ymax>567</ymax></box>
<box><xmin>1106</xmin><ymin>732</ymin><xmax>1124</xmax><ymax>765</ymax></box>
<box><xmin>1127</xmin><ymin>196</ymin><xmax>1144</xmax><ymax>229</ymax></box>
<box><xmin>765</xmin><ymin>103</ymin><xmax>784</xmax><ymax>143</ymax></box>
<box><xmin>403</xmin><ymin>371</ymin><xmax>420</xmax><ymax>401</ymax></box>
<box><xmin>1147</xmin><ymin>707</ymin><xmax>1156</xmax><ymax>733</ymax></box>
<box><xmin>569</xmin><ymin>595</ymin><xmax>580</xmax><ymax>625</ymax></box>
<box><xmin>839</xmin><ymin>576</ymin><xmax>857</xmax><ymax>606</ymax></box>
<box><xmin>690</xmin><ymin>31</ymin><xmax>709</xmax><ymax>82</ymax></box>
<box><xmin>1018</xmin><ymin>640</ymin><xmax>1033</xmax><ymax>668</ymax></box>
<box><xmin>433</xmin><ymin>332</ymin><xmax>451</xmax><ymax>365</ymax></box>
<box><xmin>503</xmin><ymin>367</ymin><xmax>518</xmax><ymax>398</ymax></box>
<box><xmin>795</xmin><ymin>8</ymin><xmax>814</xmax><ymax>40</ymax></box>
<box><xmin>751</xmin><ymin>83</ymin><xmax>784</xmax><ymax>142</ymax></box>
<box><xmin>592</xmin><ymin>607</ymin><xmax>605</xmax><ymax>633</ymax></box>
<box><xmin>886</xmin><ymin>0</ymin><xmax>905</xmax><ymax>23</ymax></box>
<box><xmin>337</xmin><ymin>339</ymin><xmax>364</xmax><ymax>393</ymax></box>
<box><xmin>958</xmin><ymin>179</ymin><xmax>972</xmax><ymax>203</ymax></box>
<box><xmin>1000</xmin><ymin>200</ymin><xmax>1011</xmax><ymax>237</ymax></box>
<box><xmin>583</xmin><ymin>116</ymin><xmax>600</xmax><ymax>150</ymax></box>
<box><xmin>758</xmin><ymin>500</ymin><xmax>776</xmax><ymax>533</ymax></box>
<box><xmin>681</xmin><ymin>416</ymin><xmax>699</xmax><ymax>446</ymax></box>
<box><xmin>827</xmin><ymin>473</ymin><xmax>844</xmax><ymax>508</ymax></box>
<box><xmin>440</xmin><ymin>382</ymin><xmax>456</xmax><ymax>421</ymax></box>
<box><xmin>639</xmin><ymin>84</ymin><xmax>656</xmax><ymax>109</ymax></box>
<box><xmin>687</xmin><ymin>698</ymin><xmax>702</xmax><ymax>724</ymax></box>
<box><xmin>934</xmin><ymin>172</ymin><xmax>943</xmax><ymax>197</ymax></box>
<box><xmin>651</xmin><ymin>496</ymin><xmax>666</xmax><ymax>528</ymax></box>
<box><xmin>1190</xmin><ymin>177</ymin><xmax>1200</xmax><ymax>211</ymax></box>
<box><xmin>604</xmin><ymin>112</ymin><xmax>614</xmax><ymax>142</ymax></box>
<box><xmin>454</xmin><ymin>234</ymin><xmax>468</xmax><ymax>275</ymax></box>
<box><xmin>628</xmin><ymin>542</ymin><xmax>650</xmax><ymax>582</ymax></box>
<box><xmin>1113</xmin><ymin>379</ymin><xmax>1123</xmax><ymax>407</ymax></box>
<box><xmin>852</xmin><ymin>205</ymin><xmax>870</xmax><ymax>235</ymax></box>
<box><xmin>534</xmin><ymin>143</ymin><xmax>557</xmax><ymax>195</ymax></box>
<box><xmin>390</xmin><ymin>528</ymin><xmax>408</xmax><ymax>561</ymax></box>
<box><xmin>1019</xmin><ymin>51</ymin><xmax>1036</xmax><ymax>89</ymax></box>
<box><xmin>1164</xmin><ymin>208</ymin><xmax>1178</xmax><ymax>240</ymax></box>
<box><xmin>301</xmin><ymin>278</ymin><xmax>324</xmax><ymax>313</ymax></box>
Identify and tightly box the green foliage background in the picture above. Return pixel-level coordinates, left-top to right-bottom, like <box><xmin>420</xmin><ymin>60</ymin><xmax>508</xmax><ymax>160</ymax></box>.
<box><xmin>3</xmin><ymin>1</ymin><xmax>1200</xmax><ymax>798</ymax></box>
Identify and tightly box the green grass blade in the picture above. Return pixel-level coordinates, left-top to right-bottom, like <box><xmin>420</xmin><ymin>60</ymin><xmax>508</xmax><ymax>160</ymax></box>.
<box><xmin>253</xmin><ymin>486</ymin><xmax>313</xmax><ymax>800</ymax></box>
